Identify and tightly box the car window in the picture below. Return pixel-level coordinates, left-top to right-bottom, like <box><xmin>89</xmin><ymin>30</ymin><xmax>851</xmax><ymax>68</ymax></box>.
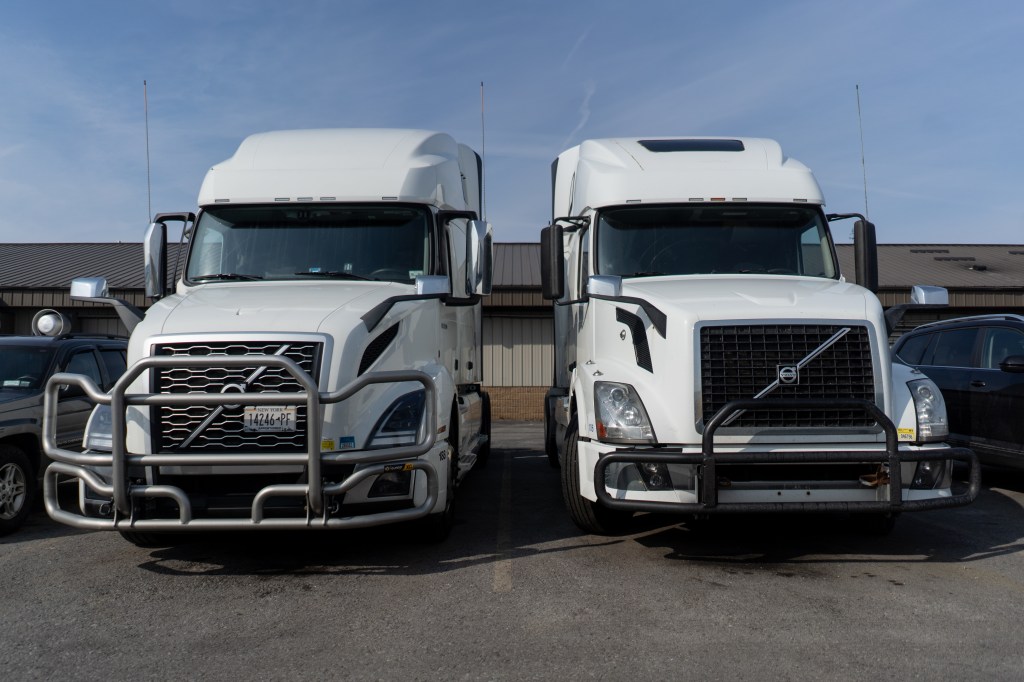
<box><xmin>928</xmin><ymin>328</ymin><xmax>979</xmax><ymax>368</ymax></box>
<box><xmin>100</xmin><ymin>348</ymin><xmax>127</xmax><ymax>388</ymax></box>
<box><xmin>895</xmin><ymin>332</ymin><xmax>934</xmax><ymax>365</ymax></box>
<box><xmin>980</xmin><ymin>327</ymin><xmax>1024</xmax><ymax>369</ymax></box>
<box><xmin>65</xmin><ymin>350</ymin><xmax>103</xmax><ymax>387</ymax></box>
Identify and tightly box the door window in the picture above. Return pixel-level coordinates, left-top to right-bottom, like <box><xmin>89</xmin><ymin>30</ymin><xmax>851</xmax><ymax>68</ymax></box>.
<box><xmin>99</xmin><ymin>348</ymin><xmax>127</xmax><ymax>389</ymax></box>
<box><xmin>65</xmin><ymin>350</ymin><xmax>103</xmax><ymax>387</ymax></box>
<box><xmin>927</xmin><ymin>328</ymin><xmax>979</xmax><ymax>368</ymax></box>
<box><xmin>895</xmin><ymin>332</ymin><xmax>934</xmax><ymax>365</ymax></box>
<box><xmin>980</xmin><ymin>328</ymin><xmax>1024</xmax><ymax>369</ymax></box>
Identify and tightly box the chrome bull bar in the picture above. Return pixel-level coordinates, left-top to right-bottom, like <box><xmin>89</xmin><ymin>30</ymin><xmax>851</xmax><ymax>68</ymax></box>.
<box><xmin>42</xmin><ymin>355</ymin><xmax>439</xmax><ymax>531</ymax></box>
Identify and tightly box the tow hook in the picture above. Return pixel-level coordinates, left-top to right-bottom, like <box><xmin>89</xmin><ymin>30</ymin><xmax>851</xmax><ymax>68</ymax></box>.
<box><xmin>859</xmin><ymin>464</ymin><xmax>890</xmax><ymax>488</ymax></box>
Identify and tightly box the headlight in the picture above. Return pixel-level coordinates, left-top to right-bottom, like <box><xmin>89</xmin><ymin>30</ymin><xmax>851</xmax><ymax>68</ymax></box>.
<box><xmin>82</xmin><ymin>404</ymin><xmax>113</xmax><ymax>452</ymax></box>
<box><xmin>594</xmin><ymin>381</ymin><xmax>655</xmax><ymax>444</ymax></box>
<box><xmin>369</xmin><ymin>389</ymin><xmax>426</xmax><ymax>448</ymax></box>
<box><xmin>908</xmin><ymin>378</ymin><xmax>948</xmax><ymax>443</ymax></box>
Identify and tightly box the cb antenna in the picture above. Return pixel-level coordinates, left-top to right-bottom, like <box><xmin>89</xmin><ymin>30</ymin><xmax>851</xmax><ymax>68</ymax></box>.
<box><xmin>856</xmin><ymin>84</ymin><xmax>869</xmax><ymax>219</ymax></box>
<box><xmin>480</xmin><ymin>81</ymin><xmax>487</xmax><ymax>221</ymax></box>
<box><xmin>144</xmin><ymin>80</ymin><xmax>152</xmax><ymax>222</ymax></box>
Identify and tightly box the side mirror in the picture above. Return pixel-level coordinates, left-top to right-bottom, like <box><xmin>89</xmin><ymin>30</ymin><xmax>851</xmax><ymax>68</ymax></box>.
<box><xmin>540</xmin><ymin>224</ymin><xmax>565</xmax><ymax>300</ymax></box>
<box><xmin>59</xmin><ymin>383</ymin><xmax>85</xmax><ymax>399</ymax></box>
<box><xmin>999</xmin><ymin>355</ymin><xmax>1024</xmax><ymax>374</ymax></box>
<box><xmin>144</xmin><ymin>221</ymin><xmax>167</xmax><ymax>300</ymax></box>
<box><xmin>68</xmin><ymin>276</ymin><xmax>144</xmax><ymax>335</ymax></box>
<box><xmin>884</xmin><ymin>285</ymin><xmax>950</xmax><ymax>337</ymax></box>
<box><xmin>70</xmin><ymin>277</ymin><xmax>110</xmax><ymax>300</ymax></box>
<box><xmin>466</xmin><ymin>219</ymin><xmax>493</xmax><ymax>296</ymax></box>
<box><xmin>853</xmin><ymin>220</ymin><xmax>878</xmax><ymax>293</ymax></box>
<box><xmin>910</xmin><ymin>285</ymin><xmax>949</xmax><ymax>306</ymax></box>
<box><xmin>145</xmin><ymin>212</ymin><xmax>195</xmax><ymax>300</ymax></box>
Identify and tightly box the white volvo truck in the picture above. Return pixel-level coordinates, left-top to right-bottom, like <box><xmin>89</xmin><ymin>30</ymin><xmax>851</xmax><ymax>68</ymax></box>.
<box><xmin>540</xmin><ymin>137</ymin><xmax>978</xmax><ymax>534</ymax></box>
<box><xmin>42</xmin><ymin>128</ymin><xmax>493</xmax><ymax>544</ymax></box>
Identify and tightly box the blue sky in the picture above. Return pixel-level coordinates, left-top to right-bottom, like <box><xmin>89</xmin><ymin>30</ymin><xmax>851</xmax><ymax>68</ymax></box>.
<box><xmin>1</xmin><ymin>0</ymin><xmax>1021</xmax><ymax>245</ymax></box>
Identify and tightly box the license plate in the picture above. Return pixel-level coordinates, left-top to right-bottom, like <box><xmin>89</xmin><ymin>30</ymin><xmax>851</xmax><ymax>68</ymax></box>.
<box><xmin>243</xmin><ymin>406</ymin><xmax>297</xmax><ymax>432</ymax></box>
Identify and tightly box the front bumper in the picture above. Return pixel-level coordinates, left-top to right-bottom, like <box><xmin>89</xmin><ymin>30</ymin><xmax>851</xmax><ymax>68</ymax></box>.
<box><xmin>41</xmin><ymin>354</ymin><xmax>443</xmax><ymax>531</ymax></box>
<box><xmin>588</xmin><ymin>398</ymin><xmax>980</xmax><ymax>514</ymax></box>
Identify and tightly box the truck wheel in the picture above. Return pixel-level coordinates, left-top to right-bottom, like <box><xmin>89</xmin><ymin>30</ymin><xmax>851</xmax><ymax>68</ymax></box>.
<box><xmin>544</xmin><ymin>397</ymin><xmax>560</xmax><ymax>469</ymax></box>
<box><xmin>475</xmin><ymin>391</ymin><xmax>491</xmax><ymax>469</ymax></box>
<box><xmin>561</xmin><ymin>422</ymin><xmax>632</xmax><ymax>535</ymax></box>
<box><xmin>420</xmin><ymin>411</ymin><xmax>458</xmax><ymax>542</ymax></box>
<box><xmin>0</xmin><ymin>445</ymin><xmax>34</xmax><ymax>536</ymax></box>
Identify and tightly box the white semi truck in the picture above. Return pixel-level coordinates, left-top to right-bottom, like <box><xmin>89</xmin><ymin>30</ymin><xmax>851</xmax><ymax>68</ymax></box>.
<box><xmin>541</xmin><ymin>137</ymin><xmax>979</xmax><ymax>534</ymax></box>
<box><xmin>42</xmin><ymin>128</ymin><xmax>493</xmax><ymax>544</ymax></box>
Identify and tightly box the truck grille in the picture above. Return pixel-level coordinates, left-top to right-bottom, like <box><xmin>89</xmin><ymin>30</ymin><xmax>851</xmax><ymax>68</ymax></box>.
<box><xmin>152</xmin><ymin>341</ymin><xmax>323</xmax><ymax>452</ymax></box>
<box><xmin>700</xmin><ymin>324</ymin><xmax>876</xmax><ymax>428</ymax></box>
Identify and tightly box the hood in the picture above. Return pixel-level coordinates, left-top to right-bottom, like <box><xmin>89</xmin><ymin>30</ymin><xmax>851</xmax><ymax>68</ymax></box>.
<box><xmin>142</xmin><ymin>281</ymin><xmax>409</xmax><ymax>336</ymax></box>
<box><xmin>620</xmin><ymin>275</ymin><xmax>876</xmax><ymax>325</ymax></box>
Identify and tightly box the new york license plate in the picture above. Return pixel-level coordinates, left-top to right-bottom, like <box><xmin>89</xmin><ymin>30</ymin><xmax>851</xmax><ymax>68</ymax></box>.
<box><xmin>243</xmin><ymin>406</ymin><xmax>297</xmax><ymax>432</ymax></box>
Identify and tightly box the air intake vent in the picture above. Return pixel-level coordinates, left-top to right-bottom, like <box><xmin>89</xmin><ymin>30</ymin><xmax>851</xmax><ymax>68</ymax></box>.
<box><xmin>616</xmin><ymin>308</ymin><xmax>652</xmax><ymax>372</ymax></box>
<box><xmin>359</xmin><ymin>323</ymin><xmax>399</xmax><ymax>375</ymax></box>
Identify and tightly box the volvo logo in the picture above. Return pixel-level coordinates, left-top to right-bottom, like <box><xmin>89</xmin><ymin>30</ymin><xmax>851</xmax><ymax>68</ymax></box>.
<box><xmin>778</xmin><ymin>365</ymin><xmax>799</xmax><ymax>385</ymax></box>
<box><xmin>221</xmin><ymin>382</ymin><xmax>246</xmax><ymax>409</ymax></box>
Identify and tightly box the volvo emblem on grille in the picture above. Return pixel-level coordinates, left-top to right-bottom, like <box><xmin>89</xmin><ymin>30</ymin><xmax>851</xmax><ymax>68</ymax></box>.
<box><xmin>778</xmin><ymin>365</ymin><xmax>799</xmax><ymax>385</ymax></box>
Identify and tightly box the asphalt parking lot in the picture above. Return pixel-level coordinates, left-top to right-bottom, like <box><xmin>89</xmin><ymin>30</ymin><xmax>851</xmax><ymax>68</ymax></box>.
<box><xmin>3</xmin><ymin>421</ymin><xmax>1024</xmax><ymax>680</ymax></box>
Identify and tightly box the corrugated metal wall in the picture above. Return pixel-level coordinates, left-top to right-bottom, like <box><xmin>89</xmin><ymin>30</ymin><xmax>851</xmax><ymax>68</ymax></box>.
<box><xmin>482</xmin><ymin>316</ymin><xmax>553</xmax><ymax>387</ymax></box>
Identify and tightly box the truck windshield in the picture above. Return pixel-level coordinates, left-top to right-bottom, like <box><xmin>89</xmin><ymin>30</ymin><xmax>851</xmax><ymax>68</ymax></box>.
<box><xmin>186</xmin><ymin>205</ymin><xmax>432</xmax><ymax>284</ymax></box>
<box><xmin>0</xmin><ymin>347</ymin><xmax>54</xmax><ymax>390</ymax></box>
<box><xmin>596</xmin><ymin>204</ymin><xmax>838</xmax><ymax>279</ymax></box>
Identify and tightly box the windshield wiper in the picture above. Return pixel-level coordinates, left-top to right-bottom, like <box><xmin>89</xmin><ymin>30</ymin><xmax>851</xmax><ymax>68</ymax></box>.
<box><xmin>293</xmin><ymin>271</ymin><xmax>372</xmax><ymax>280</ymax></box>
<box><xmin>191</xmin><ymin>273</ymin><xmax>264</xmax><ymax>281</ymax></box>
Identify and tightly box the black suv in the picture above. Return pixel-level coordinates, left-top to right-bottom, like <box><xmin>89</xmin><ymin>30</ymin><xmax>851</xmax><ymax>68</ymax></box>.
<box><xmin>893</xmin><ymin>314</ymin><xmax>1024</xmax><ymax>469</ymax></box>
<box><xmin>0</xmin><ymin>334</ymin><xmax>127</xmax><ymax>535</ymax></box>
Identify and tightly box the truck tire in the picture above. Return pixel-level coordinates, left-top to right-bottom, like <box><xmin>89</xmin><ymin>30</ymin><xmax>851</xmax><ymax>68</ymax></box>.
<box><xmin>561</xmin><ymin>422</ymin><xmax>632</xmax><ymax>535</ymax></box>
<box><xmin>0</xmin><ymin>445</ymin><xmax>34</xmax><ymax>536</ymax></box>
<box><xmin>475</xmin><ymin>391</ymin><xmax>491</xmax><ymax>469</ymax></box>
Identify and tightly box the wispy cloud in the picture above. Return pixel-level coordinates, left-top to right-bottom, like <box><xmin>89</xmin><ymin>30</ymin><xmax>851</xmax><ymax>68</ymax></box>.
<box><xmin>562</xmin><ymin>81</ymin><xmax>596</xmax><ymax>148</ymax></box>
<box><xmin>560</xmin><ymin>26</ymin><xmax>592</xmax><ymax>71</ymax></box>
